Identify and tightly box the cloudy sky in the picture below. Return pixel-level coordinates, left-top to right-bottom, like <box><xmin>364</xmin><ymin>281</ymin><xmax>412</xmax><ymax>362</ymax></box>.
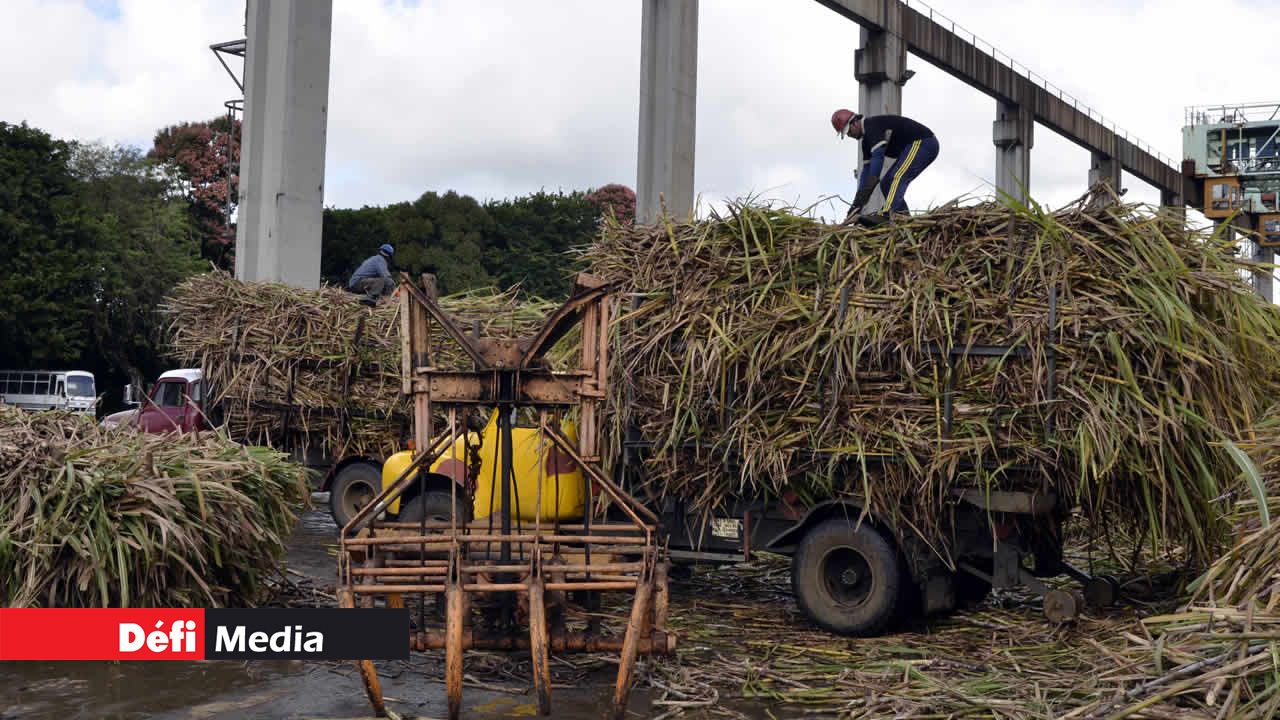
<box><xmin>3</xmin><ymin>0</ymin><xmax>1276</xmax><ymax>221</ymax></box>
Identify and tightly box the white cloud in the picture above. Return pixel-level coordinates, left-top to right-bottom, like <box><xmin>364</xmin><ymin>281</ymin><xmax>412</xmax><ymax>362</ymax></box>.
<box><xmin>1</xmin><ymin>0</ymin><xmax>1274</xmax><ymax>220</ymax></box>
<box><xmin>0</xmin><ymin>0</ymin><xmax>244</xmax><ymax>148</ymax></box>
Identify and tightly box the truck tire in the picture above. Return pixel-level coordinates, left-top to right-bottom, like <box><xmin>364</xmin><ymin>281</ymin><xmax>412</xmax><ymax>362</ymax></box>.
<box><xmin>329</xmin><ymin>462</ymin><xmax>381</xmax><ymax>530</ymax></box>
<box><xmin>398</xmin><ymin>489</ymin><xmax>471</xmax><ymax>525</ymax></box>
<box><xmin>790</xmin><ymin>517</ymin><xmax>901</xmax><ymax>636</ymax></box>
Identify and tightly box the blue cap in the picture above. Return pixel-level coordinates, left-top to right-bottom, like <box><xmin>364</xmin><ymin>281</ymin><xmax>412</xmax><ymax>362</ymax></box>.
<box><xmin>379</xmin><ymin>244</ymin><xmax>394</xmax><ymax>257</ymax></box>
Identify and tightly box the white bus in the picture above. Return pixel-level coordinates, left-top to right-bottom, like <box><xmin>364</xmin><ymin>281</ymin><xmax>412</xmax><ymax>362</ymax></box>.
<box><xmin>0</xmin><ymin>370</ymin><xmax>97</xmax><ymax>415</ymax></box>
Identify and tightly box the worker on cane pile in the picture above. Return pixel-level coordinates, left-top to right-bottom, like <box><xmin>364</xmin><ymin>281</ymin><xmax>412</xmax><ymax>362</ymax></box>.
<box><xmin>831</xmin><ymin>109</ymin><xmax>939</xmax><ymax>225</ymax></box>
<box><xmin>348</xmin><ymin>243</ymin><xmax>396</xmax><ymax>306</ymax></box>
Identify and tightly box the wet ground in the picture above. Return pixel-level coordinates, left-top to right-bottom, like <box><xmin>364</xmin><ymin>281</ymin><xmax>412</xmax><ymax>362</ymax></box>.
<box><xmin>3</xmin><ymin>500</ymin><xmax>1161</xmax><ymax>719</ymax></box>
<box><xmin>1</xmin><ymin>498</ymin><xmax>770</xmax><ymax>720</ymax></box>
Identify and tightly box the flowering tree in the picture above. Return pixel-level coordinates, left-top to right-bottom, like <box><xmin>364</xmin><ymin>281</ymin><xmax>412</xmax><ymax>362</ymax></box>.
<box><xmin>149</xmin><ymin>115</ymin><xmax>240</xmax><ymax>267</ymax></box>
<box><xmin>586</xmin><ymin>183</ymin><xmax>636</xmax><ymax>225</ymax></box>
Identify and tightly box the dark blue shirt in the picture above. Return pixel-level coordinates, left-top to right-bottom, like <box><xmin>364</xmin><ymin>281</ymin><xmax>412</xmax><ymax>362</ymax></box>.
<box><xmin>860</xmin><ymin>115</ymin><xmax>936</xmax><ymax>162</ymax></box>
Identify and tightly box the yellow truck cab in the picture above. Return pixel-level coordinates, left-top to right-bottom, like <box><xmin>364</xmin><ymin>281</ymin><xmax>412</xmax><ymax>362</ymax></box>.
<box><xmin>378</xmin><ymin>410</ymin><xmax>586</xmax><ymax>524</ymax></box>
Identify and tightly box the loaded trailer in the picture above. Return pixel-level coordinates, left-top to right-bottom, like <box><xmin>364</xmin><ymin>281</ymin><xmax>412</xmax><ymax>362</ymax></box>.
<box><xmin>614</xmin><ymin>285</ymin><xmax>1119</xmax><ymax>635</ymax></box>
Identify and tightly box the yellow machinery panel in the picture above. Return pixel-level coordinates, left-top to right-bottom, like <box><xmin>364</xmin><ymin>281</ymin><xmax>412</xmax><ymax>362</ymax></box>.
<box><xmin>1204</xmin><ymin>177</ymin><xmax>1242</xmax><ymax>219</ymax></box>
<box><xmin>380</xmin><ymin>450</ymin><xmax>417</xmax><ymax>516</ymax></box>
<box><xmin>380</xmin><ymin>413</ymin><xmax>586</xmax><ymax>521</ymax></box>
<box><xmin>471</xmin><ymin>413</ymin><xmax>586</xmax><ymax>522</ymax></box>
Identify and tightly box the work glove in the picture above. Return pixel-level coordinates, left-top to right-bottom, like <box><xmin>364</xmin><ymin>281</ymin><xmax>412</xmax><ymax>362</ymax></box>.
<box><xmin>844</xmin><ymin>184</ymin><xmax>876</xmax><ymax>223</ymax></box>
<box><xmin>851</xmin><ymin>183</ymin><xmax>875</xmax><ymax>211</ymax></box>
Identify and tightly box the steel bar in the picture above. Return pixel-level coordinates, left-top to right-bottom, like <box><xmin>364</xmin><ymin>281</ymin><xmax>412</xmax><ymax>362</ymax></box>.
<box><xmin>373</xmin><ymin>521</ymin><xmax>652</xmax><ymax>533</ymax></box>
<box><xmin>528</xmin><ymin>576</ymin><xmax>552</xmax><ymax>715</ymax></box>
<box><xmin>653</xmin><ymin>563</ymin><xmax>670</xmax><ymax>631</ymax></box>
<box><xmin>447</xmin><ymin>561</ymin><xmax>644</xmax><ymax>574</ymax></box>
<box><xmin>352</xmin><ymin>566</ymin><xmax>450</xmax><ymax>576</ymax></box>
<box><xmin>611</xmin><ymin>575</ymin><xmax>654</xmax><ymax>719</ymax></box>
<box><xmin>378</xmin><ymin>544</ymin><xmax>653</xmax><ymax>560</ymax></box>
<box><xmin>355</xmin><ymin>567</ymin><xmax>646</xmax><ymax>583</ymax></box>
<box><xmin>382</xmin><ymin>550</ymin><xmax>646</xmax><ymax>565</ymax></box>
<box><xmin>499</xmin><ymin>404</ymin><xmax>515</xmax><ymax>567</ymax></box>
<box><xmin>352</xmin><ymin>584</ymin><xmax>448</xmax><ymax>593</ymax></box>
<box><xmin>412</xmin><ymin>629</ymin><xmax>675</xmax><ymax>655</ymax></box>
<box><xmin>338</xmin><ymin>588</ymin><xmax>388</xmax><ymax>717</ymax></box>
<box><xmin>484</xmin><ymin>562</ymin><xmax>644</xmax><ymax>574</ymax></box>
<box><xmin>354</xmin><ymin>564</ymin><xmax>644</xmax><ymax>578</ymax></box>
<box><xmin>445</xmin><ymin>577</ymin><xmax>464</xmax><ymax>720</ymax></box>
<box><xmin>349</xmin><ymin>580</ymin><xmax>638</xmax><ymax>594</ymax></box>
<box><xmin>343</xmin><ymin>533</ymin><xmax>649</xmax><ymax>547</ymax></box>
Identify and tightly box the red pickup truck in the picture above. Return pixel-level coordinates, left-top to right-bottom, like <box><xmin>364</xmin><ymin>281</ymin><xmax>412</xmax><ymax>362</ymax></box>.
<box><xmin>101</xmin><ymin>368</ymin><xmax>384</xmax><ymax>526</ymax></box>
<box><xmin>101</xmin><ymin>369</ymin><xmax>209</xmax><ymax>433</ymax></box>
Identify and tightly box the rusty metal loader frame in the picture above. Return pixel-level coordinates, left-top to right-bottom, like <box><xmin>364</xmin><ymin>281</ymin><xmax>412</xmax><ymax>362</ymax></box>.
<box><xmin>336</xmin><ymin>273</ymin><xmax>673</xmax><ymax>720</ymax></box>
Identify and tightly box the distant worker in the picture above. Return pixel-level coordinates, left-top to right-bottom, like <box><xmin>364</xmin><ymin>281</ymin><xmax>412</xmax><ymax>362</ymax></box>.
<box><xmin>831</xmin><ymin>110</ymin><xmax>939</xmax><ymax>225</ymax></box>
<box><xmin>348</xmin><ymin>244</ymin><xmax>396</xmax><ymax>306</ymax></box>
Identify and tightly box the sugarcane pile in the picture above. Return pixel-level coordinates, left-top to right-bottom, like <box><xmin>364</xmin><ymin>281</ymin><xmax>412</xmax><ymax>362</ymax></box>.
<box><xmin>1084</xmin><ymin>410</ymin><xmax>1280</xmax><ymax>718</ymax></box>
<box><xmin>0</xmin><ymin>406</ymin><xmax>307</xmax><ymax>607</ymax></box>
<box><xmin>589</xmin><ymin>199</ymin><xmax>1280</xmax><ymax>564</ymax></box>
<box><xmin>162</xmin><ymin>272</ymin><xmax>557</xmax><ymax>460</ymax></box>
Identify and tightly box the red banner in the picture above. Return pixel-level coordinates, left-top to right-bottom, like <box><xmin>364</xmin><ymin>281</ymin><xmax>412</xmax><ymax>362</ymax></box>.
<box><xmin>0</xmin><ymin>608</ymin><xmax>206</xmax><ymax>660</ymax></box>
<box><xmin>0</xmin><ymin>608</ymin><xmax>409</xmax><ymax>661</ymax></box>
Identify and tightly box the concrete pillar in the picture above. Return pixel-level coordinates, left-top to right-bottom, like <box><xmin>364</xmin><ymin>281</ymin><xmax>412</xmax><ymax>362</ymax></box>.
<box><xmin>853</xmin><ymin>4</ymin><xmax>909</xmax><ymax>214</ymax></box>
<box><xmin>235</xmin><ymin>0</ymin><xmax>333</xmax><ymax>289</ymax></box>
<box><xmin>1088</xmin><ymin>150</ymin><xmax>1123</xmax><ymax>206</ymax></box>
<box><xmin>637</xmin><ymin>0</ymin><xmax>698</xmax><ymax>224</ymax></box>
<box><xmin>992</xmin><ymin>98</ymin><xmax>1032</xmax><ymax>204</ymax></box>
<box><xmin>854</xmin><ymin>7</ymin><xmax>908</xmax><ymax>118</ymax></box>
<box><xmin>1160</xmin><ymin>188</ymin><xmax>1186</xmax><ymax>230</ymax></box>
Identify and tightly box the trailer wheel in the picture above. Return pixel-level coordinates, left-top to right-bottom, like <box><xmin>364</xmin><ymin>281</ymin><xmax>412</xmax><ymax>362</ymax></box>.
<box><xmin>329</xmin><ymin>462</ymin><xmax>381</xmax><ymax>529</ymax></box>
<box><xmin>398</xmin><ymin>490</ymin><xmax>471</xmax><ymax>525</ymax></box>
<box><xmin>791</xmin><ymin>518</ymin><xmax>901</xmax><ymax>636</ymax></box>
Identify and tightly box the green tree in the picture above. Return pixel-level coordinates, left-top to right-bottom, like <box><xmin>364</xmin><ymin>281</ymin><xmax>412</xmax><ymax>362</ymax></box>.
<box><xmin>70</xmin><ymin>142</ymin><xmax>203</xmax><ymax>389</ymax></box>
<box><xmin>397</xmin><ymin>191</ymin><xmax>496</xmax><ymax>293</ymax></box>
<box><xmin>0</xmin><ymin>122</ymin><xmax>202</xmax><ymax>412</ymax></box>
<box><xmin>321</xmin><ymin>185</ymin><xmax>630</xmax><ymax>300</ymax></box>
<box><xmin>0</xmin><ymin>122</ymin><xmax>100</xmax><ymax>367</ymax></box>
<box><xmin>484</xmin><ymin>190</ymin><xmax>598</xmax><ymax>298</ymax></box>
<box><xmin>322</xmin><ymin>191</ymin><xmax>496</xmax><ymax>295</ymax></box>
